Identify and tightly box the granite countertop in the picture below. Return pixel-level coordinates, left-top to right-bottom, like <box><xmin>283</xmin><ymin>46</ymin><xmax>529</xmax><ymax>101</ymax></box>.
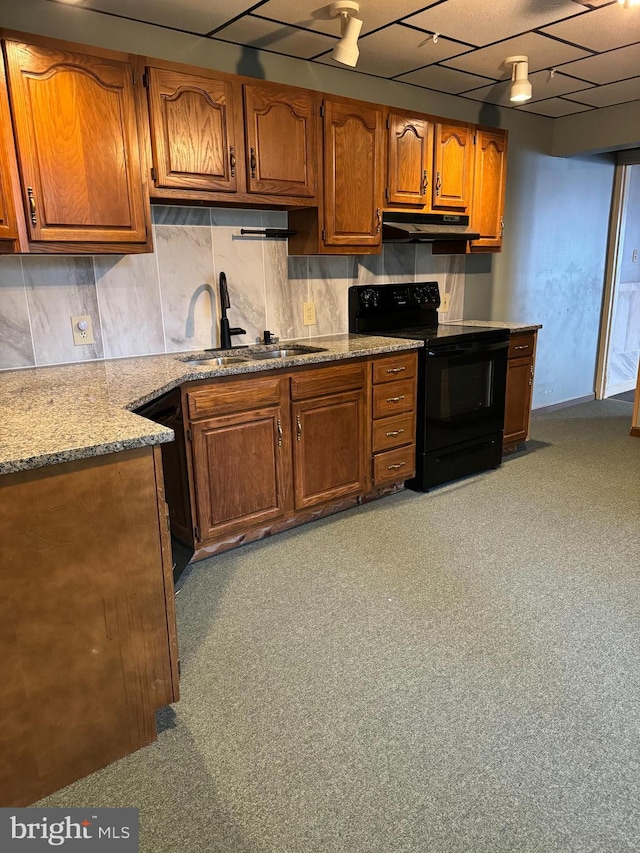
<box><xmin>449</xmin><ymin>320</ymin><xmax>543</xmax><ymax>333</ymax></box>
<box><xmin>0</xmin><ymin>334</ymin><xmax>422</xmax><ymax>475</ymax></box>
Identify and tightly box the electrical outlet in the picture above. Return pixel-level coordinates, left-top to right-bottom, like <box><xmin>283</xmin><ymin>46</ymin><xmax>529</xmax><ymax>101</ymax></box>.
<box><xmin>71</xmin><ymin>314</ymin><xmax>95</xmax><ymax>346</ymax></box>
<box><xmin>440</xmin><ymin>293</ymin><xmax>451</xmax><ymax>313</ymax></box>
<box><xmin>632</xmin><ymin>249</ymin><xmax>638</xmax><ymax>263</ymax></box>
<box><xmin>303</xmin><ymin>301</ymin><xmax>316</xmax><ymax>326</ymax></box>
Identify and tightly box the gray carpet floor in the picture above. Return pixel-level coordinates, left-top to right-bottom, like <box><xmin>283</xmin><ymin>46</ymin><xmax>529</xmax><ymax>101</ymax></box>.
<box><xmin>39</xmin><ymin>399</ymin><xmax>640</xmax><ymax>853</ymax></box>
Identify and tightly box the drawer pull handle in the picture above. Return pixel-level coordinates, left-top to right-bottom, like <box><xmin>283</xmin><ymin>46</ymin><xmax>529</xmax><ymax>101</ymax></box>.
<box><xmin>386</xmin><ymin>366</ymin><xmax>406</xmax><ymax>374</ymax></box>
<box><xmin>250</xmin><ymin>147</ymin><xmax>257</xmax><ymax>178</ymax></box>
<box><xmin>421</xmin><ymin>169</ymin><xmax>428</xmax><ymax>195</ymax></box>
<box><xmin>386</xmin><ymin>429</ymin><xmax>405</xmax><ymax>437</ymax></box>
<box><xmin>386</xmin><ymin>395</ymin><xmax>405</xmax><ymax>403</ymax></box>
<box><xmin>514</xmin><ymin>345</ymin><xmax>529</xmax><ymax>350</ymax></box>
<box><xmin>277</xmin><ymin>418</ymin><xmax>283</xmax><ymax>447</ymax></box>
<box><xmin>435</xmin><ymin>171</ymin><xmax>441</xmax><ymax>196</ymax></box>
<box><xmin>296</xmin><ymin>414</ymin><xmax>302</xmax><ymax>441</ymax></box>
<box><xmin>229</xmin><ymin>146</ymin><xmax>236</xmax><ymax>177</ymax></box>
<box><xmin>388</xmin><ymin>462</ymin><xmax>406</xmax><ymax>471</ymax></box>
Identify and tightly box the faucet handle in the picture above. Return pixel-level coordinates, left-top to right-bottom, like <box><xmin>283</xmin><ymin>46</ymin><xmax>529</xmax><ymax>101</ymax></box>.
<box><xmin>263</xmin><ymin>330</ymin><xmax>278</xmax><ymax>344</ymax></box>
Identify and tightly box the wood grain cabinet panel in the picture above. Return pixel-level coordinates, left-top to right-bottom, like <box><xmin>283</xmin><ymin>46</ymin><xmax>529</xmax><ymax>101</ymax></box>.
<box><xmin>504</xmin><ymin>331</ymin><xmax>537</xmax><ymax>453</ymax></box>
<box><xmin>469</xmin><ymin>128</ymin><xmax>508</xmax><ymax>252</ymax></box>
<box><xmin>0</xmin><ymin>51</ymin><xmax>21</xmax><ymax>250</ymax></box>
<box><xmin>244</xmin><ymin>82</ymin><xmax>317</xmax><ymax>198</ymax></box>
<box><xmin>191</xmin><ymin>406</ymin><xmax>290</xmax><ymax>540</ymax></box>
<box><xmin>432</xmin><ymin>121</ymin><xmax>474</xmax><ymax>212</ymax></box>
<box><xmin>3</xmin><ymin>39</ymin><xmax>148</xmax><ymax>245</ymax></box>
<box><xmin>322</xmin><ymin>96</ymin><xmax>384</xmax><ymax>248</ymax></box>
<box><xmin>146</xmin><ymin>66</ymin><xmax>240</xmax><ymax>194</ymax></box>
<box><xmin>386</xmin><ymin>111</ymin><xmax>434</xmax><ymax>209</ymax></box>
<box><xmin>292</xmin><ymin>389</ymin><xmax>366</xmax><ymax>509</ymax></box>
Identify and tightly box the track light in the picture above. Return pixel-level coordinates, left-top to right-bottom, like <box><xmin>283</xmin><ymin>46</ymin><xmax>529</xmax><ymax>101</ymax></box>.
<box><xmin>330</xmin><ymin>1</ymin><xmax>363</xmax><ymax>67</ymax></box>
<box><xmin>505</xmin><ymin>55</ymin><xmax>532</xmax><ymax>103</ymax></box>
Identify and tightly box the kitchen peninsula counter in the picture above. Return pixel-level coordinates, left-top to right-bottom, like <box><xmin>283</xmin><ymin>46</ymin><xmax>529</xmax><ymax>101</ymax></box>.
<box><xmin>0</xmin><ymin>334</ymin><xmax>422</xmax><ymax>476</ymax></box>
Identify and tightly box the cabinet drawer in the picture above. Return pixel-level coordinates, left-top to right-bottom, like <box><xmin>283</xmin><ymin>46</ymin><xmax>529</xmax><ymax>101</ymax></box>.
<box><xmin>372</xmin><ymin>352</ymin><xmax>417</xmax><ymax>384</ymax></box>
<box><xmin>290</xmin><ymin>361</ymin><xmax>365</xmax><ymax>400</ymax></box>
<box><xmin>372</xmin><ymin>378</ymin><xmax>416</xmax><ymax>418</ymax></box>
<box><xmin>508</xmin><ymin>333</ymin><xmax>535</xmax><ymax>359</ymax></box>
<box><xmin>187</xmin><ymin>376</ymin><xmax>285</xmax><ymax>419</ymax></box>
<box><xmin>373</xmin><ymin>446</ymin><xmax>416</xmax><ymax>486</ymax></box>
<box><xmin>372</xmin><ymin>412</ymin><xmax>416</xmax><ymax>452</ymax></box>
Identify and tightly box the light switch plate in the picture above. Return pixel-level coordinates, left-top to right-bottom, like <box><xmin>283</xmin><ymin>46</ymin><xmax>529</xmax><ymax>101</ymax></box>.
<box><xmin>71</xmin><ymin>314</ymin><xmax>95</xmax><ymax>346</ymax></box>
<box><xmin>303</xmin><ymin>301</ymin><xmax>316</xmax><ymax>326</ymax></box>
<box><xmin>440</xmin><ymin>293</ymin><xmax>451</xmax><ymax>313</ymax></box>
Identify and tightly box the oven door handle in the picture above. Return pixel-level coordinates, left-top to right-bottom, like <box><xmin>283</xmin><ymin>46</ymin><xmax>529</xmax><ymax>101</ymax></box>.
<box><xmin>427</xmin><ymin>339</ymin><xmax>508</xmax><ymax>358</ymax></box>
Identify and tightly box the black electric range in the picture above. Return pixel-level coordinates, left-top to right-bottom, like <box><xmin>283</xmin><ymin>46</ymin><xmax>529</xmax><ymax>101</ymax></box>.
<box><xmin>349</xmin><ymin>282</ymin><xmax>510</xmax><ymax>490</ymax></box>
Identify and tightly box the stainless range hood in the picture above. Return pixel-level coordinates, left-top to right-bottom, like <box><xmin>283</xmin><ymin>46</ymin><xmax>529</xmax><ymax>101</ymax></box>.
<box><xmin>382</xmin><ymin>212</ymin><xmax>480</xmax><ymax>242</ymax></box>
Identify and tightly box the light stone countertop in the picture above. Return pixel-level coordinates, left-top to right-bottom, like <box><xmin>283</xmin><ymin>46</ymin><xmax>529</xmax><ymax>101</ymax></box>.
<box><xmin>446</xmin><ymin>320</ymin><xmax>543</xmax><ymax>333</ymax></box>
<box><xmin>0</xmin><ymin>334</ymin><xmax>423</xmax><ymax>476</ymax></box>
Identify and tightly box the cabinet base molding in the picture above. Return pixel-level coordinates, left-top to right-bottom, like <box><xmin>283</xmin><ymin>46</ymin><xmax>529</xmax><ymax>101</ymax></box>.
<box><xmin>630</xmin><ymin>427</ymin><xmax>640</xmax><ymax>438</ymax></box>
<box><xmin>187</xmin><ymin>481</ymin><xmax>407</xmax><ymax>563</ymax></box>
<box><xmin>503</xmin><ymin>439</ymin><xmax>526</xmax><ymax>455</ymax></box>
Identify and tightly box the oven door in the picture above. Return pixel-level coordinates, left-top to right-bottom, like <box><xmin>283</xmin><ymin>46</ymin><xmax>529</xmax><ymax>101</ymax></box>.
<box><xmin>422</xmin><ymin>338</ymin><xmax>508</xmax><ymax>452</ymax></box>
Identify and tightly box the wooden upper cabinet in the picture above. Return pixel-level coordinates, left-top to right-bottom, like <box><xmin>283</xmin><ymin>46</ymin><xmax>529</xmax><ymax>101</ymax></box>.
<box><xmin>386</xmin><ymin>111</ymin><xmax>434</xmax><ymax>209</ymax></box>
<box><xmin>3</xmin><ymin>39</ymin><xmax>148</xmax><ymax>245</ymax></box>
<box><xmin>146</xmin><ymin>65</ymin><xmax>241</xmax><ymax>194</ymax></box>
<box><xmin>322</xmin><ymin>96</ymin><xmax>384</xmax><ymax>248</ymax></box>
<box><xmin>243</xmin><ymin>82</ymin><xmax>317</xmax><ymax>198</ymax></box>
<box><xmin>0</xmin><ymin>53</ymin><xmax>20</xmax><ymax>250</ymax></box>
<box><xmin>469</xmin><ymin>127</ymin><xmax>508</xmax><ymax>252</ymax></box>
<box><xmin>432</xmin><ymin>121</ymin><xmax>474</xmax><ymax>212</ymax></box>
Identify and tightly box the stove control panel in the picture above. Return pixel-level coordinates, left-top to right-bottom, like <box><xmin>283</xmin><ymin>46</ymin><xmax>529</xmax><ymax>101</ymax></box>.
<box><xmin>348</xmin><ymin>282</ymin><xmax>441</xmax><ymax>333</ymax></box>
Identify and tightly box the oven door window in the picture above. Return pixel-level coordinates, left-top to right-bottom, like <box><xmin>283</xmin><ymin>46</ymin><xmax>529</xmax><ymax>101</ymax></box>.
<box><xmin>425</xmin><ymin>343</ymin><xmax>507</xmax><ymax>450</ymax></box>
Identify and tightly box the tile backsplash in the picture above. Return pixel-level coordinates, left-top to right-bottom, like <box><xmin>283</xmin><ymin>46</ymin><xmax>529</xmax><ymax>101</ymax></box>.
<box><xmin>0</xmin><ymin>206</ymin><xmax>466</xmax><ymax>370</ymax></box>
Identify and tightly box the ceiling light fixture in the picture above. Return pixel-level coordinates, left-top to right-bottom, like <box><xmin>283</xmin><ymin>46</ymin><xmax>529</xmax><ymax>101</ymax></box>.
<box><xmin>330</xmin><ymin>1</ymin><xmax>363</xmax><ymax>67</ymax></box>
<box><xmin>618</xmin><ymin>0</ymin><xmax>640</xmax><ymax>8</ymax></box>
<box><xmin>505</xmin><ymin>55</ymin><xmax>532</xmax><ymax>103</ymax></box>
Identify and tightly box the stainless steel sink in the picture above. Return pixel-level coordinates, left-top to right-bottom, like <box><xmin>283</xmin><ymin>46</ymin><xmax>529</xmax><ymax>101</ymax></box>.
<box><xmin>246</xmin><ymin>346</ymin><xmax>326</xmax><ymax>360</ymax></box>
<box><xmin>180</xmin><ymin>355</ymin><xmax>249</xmax><ymax>366</ymax></box>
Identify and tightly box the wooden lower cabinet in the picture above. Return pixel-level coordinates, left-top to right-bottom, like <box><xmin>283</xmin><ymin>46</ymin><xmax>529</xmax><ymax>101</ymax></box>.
<box><xmin>192</xmin><ymin>405</ymin><xmax>292</xmax><ymax>539</ymax></box>
<box><xmin>169</xmin><ymin>355</ymin><xmax>417</xmax><ymax>558</ymax></box>
<box><xmin>292</xmin><ymin>390</ymin><xmax>366</xmax><ymax>509</ymax></box>
<box><xmin>504</xmin><ymin>331</ymin><xmax>537</xmax><ymax>453</ymax></box>
<box><xmin>370</xmin><ymin>351</ymin><xmax>418</xmax><ymax>486</ymax></box>
<box><xmin>0</xmin><ymin>446</ymin><xmax>179</xmax><ymax>806</ymax></box>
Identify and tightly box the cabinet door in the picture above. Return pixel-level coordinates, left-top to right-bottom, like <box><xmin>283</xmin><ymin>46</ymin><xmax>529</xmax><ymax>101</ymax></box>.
<box><xmin>470</xmin><ymin>128</ymin><xmax>508</xmax><ymax>252</ymax></box>
<box><xmin>3</xmin><ymin>40</ymin><xmax>147</xmax><ymax>244</ymax></box>
<box><xmin>432</xmin><ymin>121</ymin><xmax>474</xmax><ymax>211</ymax></box>
<box><xmin>0</xmin><ymin>54</ymin><xmax>19</xmax><ymax>247</ymax></box>
<box><xmin>191</xmin><ymin>407</ymin><xmax>290</xmax><ymax>541</ymax></box>
<box><xmin>504</xmin><ymin>356</ymin><xmax>534</xmax><ymax>447</ymax></box>
<box><xmin>292</xmin><ymin>389</ymin><xmax>366</xmax><ymax>509</ymax></box>
<box><xmin>244</xmin><ymin>83</ymin><xmax>317</xmax><ymax>198</ymax></box>
<box><xmin>323</xmin><ymin>97</ymin><xmax>384</xmax><ymax>248</ymax></box>
<box><xmin>146</xmin><ymin>66</ymin><xmax>241</xmax><ymax>193</ymax></box>
<box><xmin>386</xmin><ymin>112</ymin><xmax>433</xmax><ymax>208</ymax></box>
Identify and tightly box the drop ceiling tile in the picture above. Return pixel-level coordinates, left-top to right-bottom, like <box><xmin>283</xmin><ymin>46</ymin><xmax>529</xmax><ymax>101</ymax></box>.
<box><xmin>563</xmin><ymin>77</ymin><xmax>640</xmax><ymax>106</ymax></box>
<box><xmin>554</xmin><ymin>43</ymin><xmax>640</xmax><ymax>85</ymax></box>
<box><xmin>514</xmin><ymin>98</ymin><xmax>594</xmax><ymax>117</ymax></box>
<box><xmin>463</xmin><ymin>69</ymin><xmax>594</xmax><ymax>106</ymax></box>
<box><xmin>315</xmin><ymin>24</ymin><xmax>471</xmax><ymax>78</ymax></box>
<box><xmin>541</xmin><ymin>4</ymin><xmax>640</xmax><ymax>51</ymax></box>
<box><xmin>397</xmin><ymin>66</ymin><xmax>494</xmax><ymax>95</ymax></box>
<box><xmin>253</xmin><ymin>0</ymin><xmax>428</xmax><ymax>37</ymax></box>
<box><xmin>443</xmin><ymin>32</ymin><xmax>591</xmax><ymax>78</ymax></box>
<box><xmin>213</xmin><ymin>15</ymin><xmax>337</xmax><ymax>59</ymax></box>
<box><xmin>404</xmin><ymin>0</ymin><xmax>584</xmax><ymax>48</ymax></box>
<box><xmin>78</xmin><ymin>0</ymin><xmax>257</xmax><ymax>35</ymax></box>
